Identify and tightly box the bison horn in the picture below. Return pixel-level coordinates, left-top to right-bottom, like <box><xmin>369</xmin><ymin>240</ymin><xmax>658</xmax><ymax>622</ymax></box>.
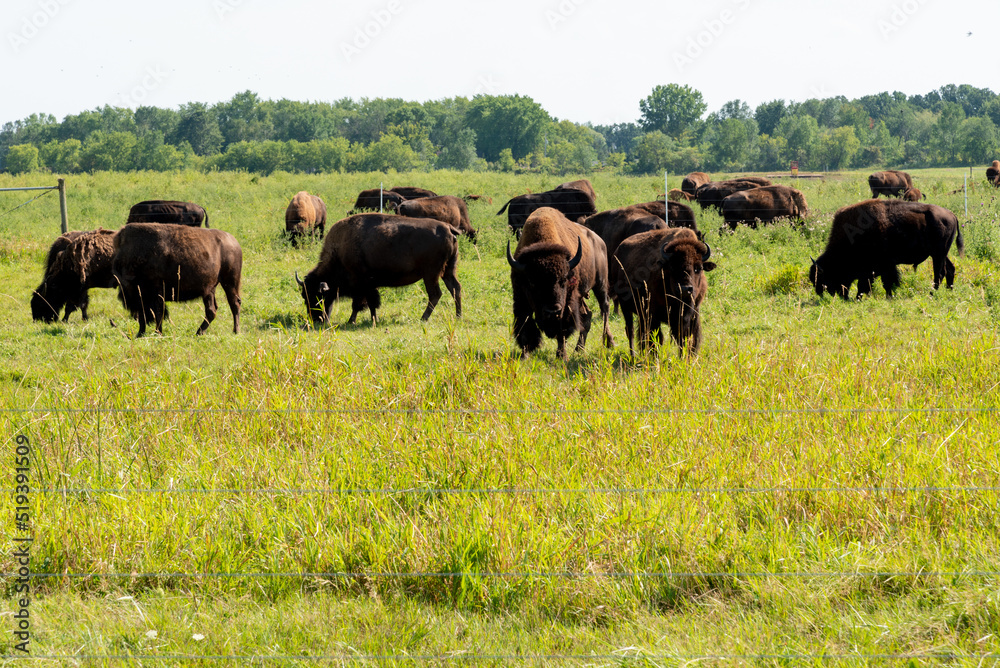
<box><xmin>506</xmin><ymin>241</ymin><xmax>525</xmax><ymax>272</ymax></box>
<box><xmin>295</xmin><ymin>271</ymin><xmax>304</xmax><ymax>287</ymax></box>
<box><xmin>702</xmin><ymin>243</ymin><xmax>712</xmax><ymax>262</ymax></box>
<box><xmin>567</xmin><ymin>237</ymin><xmax>583</xmax><ymax>270</ymax></box>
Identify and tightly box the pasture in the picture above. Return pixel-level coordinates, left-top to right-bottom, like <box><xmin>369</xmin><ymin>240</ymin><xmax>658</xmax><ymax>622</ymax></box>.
<box><xmin>1</xmin><ymin>168</ymin><xmax>1000</xmax><ymax>663</ymax></box>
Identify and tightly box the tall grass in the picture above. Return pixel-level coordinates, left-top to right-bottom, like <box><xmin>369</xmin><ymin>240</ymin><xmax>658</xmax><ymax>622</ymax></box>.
<box><xmin>1</xmin><ymin>168</ymin><xmax>999</xmax><ymax>660</ymax></box>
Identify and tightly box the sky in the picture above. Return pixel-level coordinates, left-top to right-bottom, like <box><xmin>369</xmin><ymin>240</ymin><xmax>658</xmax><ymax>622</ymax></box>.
<box><xmin>2</xmin><ymin>0</ymin><xmax>998</xmax><ymax>128</ymax></box>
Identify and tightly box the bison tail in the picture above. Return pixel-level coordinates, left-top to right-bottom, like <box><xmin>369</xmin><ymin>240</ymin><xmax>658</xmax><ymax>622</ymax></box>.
<box><xmin>204</xmin><ymin>209</ymin><xmax>210</xmax><ymax>228</ymax></box>
<box><xmin>956</xmin><ymin>221</ymin><xmax>966</xmax><ymax>257</ymax></box>
<box><xmin>496</xmin><ymin>200</ymin><xmax>511</xmax><ymax>216</ymax></box>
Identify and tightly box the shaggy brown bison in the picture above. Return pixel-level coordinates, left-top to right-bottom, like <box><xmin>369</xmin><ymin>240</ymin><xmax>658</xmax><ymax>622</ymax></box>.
<box><xmin>285</xmin><ymin>191</ymin><xmax>327</xmax><ymax>241</ymax></box>
<box><xmin>721</xmin><ymin>184</ymin><xmax>808</xmax><ymax>229</ymax></box>
<box><xmin>296</xmin><ymin>214</ymin><xmax>461</xmax><ymax>326</ymax></box>
<box><xmin>555</xmin><ymin>179</ymin><xmax>597</xmax><ymax>202</ymax></box>
<box><xmin>694</xmin><ymin>180</ymin><xmax>763</xmax><ymax>212</ymax></box>
<box><xmin>506</xmin><ymin>207</ymin><xmax>613</xmax><ymax>359</ymax></box>
<box><xmin>31</xmin><ymin>229</ymin><xmax>116</xmax><ymax>323</ymax></box>
<box><xmin>809</xmin><ymin>199</ymin><xmax>964</xmax><ymax>299</ymax></box>
<box><xmin>611</xmin><ymin>227</ymin><xmax>715</xmax><ymax>356</ymax></box>
<box><xmin>113</xmin><ymin>223</ymin><xmax>243</xmax><ymax>336</ymax></box>
<box><xmin>497</xmin><ymin>188</ymin><xmax>598</xmax><ymax>237</ymax></box>
<box><xmin>390</xmin><ymin>186</ymin><xmax>438</xmax><ymax>200</ymax></box>
<box><xmin>667</xmin><ymin>188</ymin><xmax>696</xmax><ymax>202</ymax></box>
<box><xmin>987</xmin><ymin>160</ymin><xmax>1000</xmax><ymax>186</ymax></box>
<box><xmin>350</xmin><ymin>188</ymin><xmax>405</xmax><ymax>213</ymax></box>
<box><xmin>868</xmin><ymin>170</ymin><xmax>914</xmax><ymax>198</ymax></box>
<box><xmin>127</xmin><ymin>200</ymin><xmax>209</xmax><ymax>227</ymax></box>
<box><xmin>397</xmin><ymin>195</ymin><xmax>477</xmax><ymax>243</ymax></box>
<box><xmin>681</xmin><ymin>172</ymin><xmax>710</xmax><ymax>196</ymax></box>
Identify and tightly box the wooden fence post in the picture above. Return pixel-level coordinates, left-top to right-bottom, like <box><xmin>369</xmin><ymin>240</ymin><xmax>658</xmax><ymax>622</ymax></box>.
<box><xmin>58</xmin><ymin>178</ymin><xmax>69</xmax><ymax>233</ymax></box>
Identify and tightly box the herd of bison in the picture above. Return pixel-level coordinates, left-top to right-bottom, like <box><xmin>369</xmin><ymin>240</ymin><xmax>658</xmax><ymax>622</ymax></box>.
<box><xmin>29</xmin><ymin>163</ymin><xmax>984</xmax><ymax>357</ymax></box>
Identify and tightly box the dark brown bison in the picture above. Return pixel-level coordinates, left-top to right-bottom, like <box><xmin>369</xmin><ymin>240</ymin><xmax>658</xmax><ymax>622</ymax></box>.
<box><xmin>721</xmin><ymin>185</ymin><xmax>809</xmax><ymax>229</ymax></box>
<box><xmin>681</xmin><ymin>172</ymin><xmax>710</xmax><ymax>196</ymax></box>
<box><xmin>497</xmin><ymin>188</ymin><xmax>598</xmax><ymax>237</ymax></box>
<box><xmin>628</xmin><ymin>200</ymin><xmax>700</xmax><ymax>235</ymax></box>
<box><xmin>112</xmin><ymin>223</ymin><xmax>243</xmax><ymax>336</ymax></box>
<box><xmin>350</xmin><ymin>188</ymin><xmax>405</xmax><ymax>214</ymax></box>
<box><xmin>582</xmin><ymin>208</ymin><xmax>667</xmax><ymax>266</ymax></box>
<box><xmin>868</xmin><ymin>170</ymin><xmax>914</xmax><ymax>198</ymax></box>
<box><xmin>397</xmin><ymin>195</ymin><xmax>477</xmax><ymax>243</ymax></box>
<box><xmin>31</xmin><ymin>229</ymin><xmax>116</xmax><ymax>323</ymax></box>
<box><xmin>506</xmin><ymin>207</ymin><xmax>613</xmax><ymax>359</ymax></box>
<box><xmin>611</xmin><ymin>227</ymin><xmax>715</xmax><ymax>356</ymax></box>
<box><xmin>285</xmin><ymin>191</ymin><xmax>327</xmax><ymax>241</ymax></box>
<box><xmin>390</xmin><ymin>186</ymin><xmax>438</xmax><ymax>200</ymax></box>
<box><xmin>296</xmin><ymin>214</ymin><xmax>461</xmax><ymax>326</ymax></box>
<box><xmin>732</xmin><ymin>176</ymin><xmax>772</xmax><ymax>187</ymax></box>
<box><xmin>127</xmin><ymin>200</ymin><xmax>209</xmax><ymax>227</ymax></box>
<box><xmin>555</xmin><ymin>179</ymin><xmax>597</xmax><ymax>202</ymax></box>
<box><xmin>694</xmin><ymin>180</ymin><xmax>763</xmax><ymax>212</ymax></box>
<box><xmin>988</xmin><ymin>160</ymin><xmax>1000</xmax><ymax>186</ymax></box>
<box><xmin>809</xmin><ymin>199</ymin><xmax>964</xmax><ymax>299</ymax></box>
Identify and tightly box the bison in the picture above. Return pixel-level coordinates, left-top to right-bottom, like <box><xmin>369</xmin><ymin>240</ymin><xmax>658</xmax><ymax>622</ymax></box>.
<box><xmin>868</xmin><ymin>170</ymin><xmax>914</xmax><ymax>198</ymax></box>
<box><xmin>809</xmin><ymin>199</ymin><xmax>964</xmax><ymax>300</ymax></box>
<box><xmin>988</xmin><ymin>160</ymin><xmax>1000</xmax><ymax>186</ymax></box>
<box><xmin>127</xmin><ymin>200</ymin><xmax>209</xmax><ymax>227</ymax></box>
<box><xmin>903</xmin><ymin>187</ymin><xmax>924</xmax><ymax>201</ymax></box>
<box><xmin>397</xmin><ymin>195</ymin><xmax>477</xmax><ymax>243</ymax></box>
<box><xmin>667</xmin><ymin>188</ymin><xmax>696</xmax><ymax>202</ymax></box>
<box><xmin>720</xmin><ymin>184</ymin><xmax>808</xmax><ymax>229</ymax></box>
<box><xmin>611</xmin><ymin>227</ymin><xmax>715</xmax><ymax>356</ymax></box>
<box><xmin>390</xmin><ymin>186</ymin><xmax>438</xmax><ymax>200</ymax></box>
<box><xmin>681</xmin><ymin>172</ymin><xmax>710</xmax><ymax>196</ymax></box>
<box><xmin>350</xmin><ymin>188</ymin><xmax>405</xmax><ymax>214</ymax></box>
<box><xmin>582</xmin><ymin>208</ymin><xmax>667</xmax><ymax>266</ymax></box>
<box><xmin>112</xmin><ymin>223</ymin><xmax>243</xmax><ymax>336</ymax></box>
<box><xmin>285</xmin><ymin>190</ymin><xmax>327</xmax><ymax>242</ymax></box>
<box><xmin>296</xmin><ymin>214</ymin><xmax>461</xmax><ymax>326</ymax></box>
<box><xmin>31</xmin><ymin>229</ymin><xmax>116</xmax><ymax>323</ymax></box>
<box><xmin>628</xmin><ymin>200</ymin><xmax>700</xmax><ymax>235</ymax></box>
<box><xmin>555</xmin><ymin>179</ymin><xmax>597</xmax><ymax>202</ymax></box>
<box><xmin>496</xmin><ymin>188</ymin><xmax>598</xmax><ymax>237</ymax></box>
<box><xmin>694</xmin><ymin>179</ymin><xmax>764</xmax><ymax>212</ymax></box>
<box><xmin>506</xmin><ymin>207</ymin><xmax>613</xmax><ymax>359</ymax></box>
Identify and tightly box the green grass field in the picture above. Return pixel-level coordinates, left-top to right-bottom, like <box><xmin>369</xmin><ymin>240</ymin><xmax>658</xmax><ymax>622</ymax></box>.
<box><xmin>1</xmin><ymin>168</ymin><xmax>999</xmax><ymax>665</ymax></box>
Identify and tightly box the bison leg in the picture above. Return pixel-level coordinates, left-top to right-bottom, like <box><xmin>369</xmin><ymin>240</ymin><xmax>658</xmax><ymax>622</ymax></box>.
<box><xmin>196</xmin><ymin>293</ymin><xmax>217</xmax><ymax>335</ymax></box>
<box><xmin>442</xmin><ymin>273</ymin><xmax>462</xmax><ymax>318</ymax></box>
<box><xmin>880</xmin><ymin>265</ymin><xmax>901</xmax><ymax>298</ymax></box>
<box><xmin>555</xmin><ymin>333</ymin><xmax>568</xmax><ymax>359</ymax></box>
<box><xmin>348</xmin><ymin>296</ymin><xmax>366</xmax><ymax>325</ymax></box>
<box><xmin>222</xmin><ymin>284</ymin><xmax>241</xmax><ymax>334</ymax></box>
<box><xmin>421</xmin><ymin>278</ymin><xmax>443</xmax><ymax>321</ymax></box>
<box><xmin>79</xmin><ymin>290</ymin><xmax>90</xmax><ymax>321</ymax></box>
<box><xmin>622</xmin><ymin>307</ymin><xmax>636</xmax><ymax>357</ymax></box>
<box><xmin>592</xmin><ymin>279</ymin><xmax>614</xmax><ymax>350</ymax></box>
<box><xmin>575</xmin><ymin>304</ymin><xmax>593</xmax><ymax>352</ymax></box>
<box><xmin>945</xmin><ymin>257</ymin><xmax>956</xmax><ymax>288</ymax></box>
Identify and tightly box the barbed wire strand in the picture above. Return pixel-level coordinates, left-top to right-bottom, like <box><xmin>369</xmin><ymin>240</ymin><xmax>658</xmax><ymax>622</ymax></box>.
<box><xmin>6</xmin><ymin>570</ymin><xmax>999</xmax><ymax>579</ymax></box>
<box><xmin>0</xmin><ymin>187</ymin><xmax>53</xmax><ymax>218</ymax></box>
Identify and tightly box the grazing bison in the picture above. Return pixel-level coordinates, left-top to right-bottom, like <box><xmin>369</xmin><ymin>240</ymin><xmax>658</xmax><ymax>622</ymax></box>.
<box><xmin>296</xmin><ymin>214</ymin><xmax>461</xmax><ymax>326</ymax></box>
<box><xmin>681</xmin><ymin>172</ymin><xmax>710</xmax><ymax>196</ymax></box>
<box><xmin>463</xmin><ymin>193</ymin><xmax>493</xmax><ymax>205</ymax></box>
<box><xmin>31</xmin><ymin>229</ymin><xmax>116</xmax><ymax>323</ymax></box>
<box><xmin>390</xmin><ymin>186</ymin><xmax>438</xmax><ymax>200</ymax></box>
<box><xmin>285</xmin><ymin>191</ymin><xmax>327</xmax><ymax>242</ymax></box>
<box><xmin>397</xmin><ymin>195</ymin><xmax>477</xmax><ymax>243</ymax></box>
<box><xmin>809</xmin><ymin>199</ymin><xmax>964</xmax><ymax>300</ymax></box>
<box><xmin>506</xmin><ymin>207</ymin><xmax>613</xmax><ymax>359</ymax></box>
<box><xmin>127</xmin><ymin>200</ymin><xmax>209</xmax><ymax>227</ymax></box>
<box><xmin>497</xmin><ymin>188</ymin><xmax>598</xmax><ymax>237</ymax></box>
<box><xmin>721</xmin><ymin>184</ymin><xmax>809</xmax><ymax>229</ymax></box>
<box><xmin>582</xmin><ymin>208</ymin><xmax>667</xmax><ymax>266</ymax></box>
<box><xmin>611</xmin><ymin>227</ymin><xmax>715</xmax><ymax>356</ymax></box>
<box><xmin>628</xmin><ymin>200</ymin><xmax>700</xmax><ymax>235</ymax></box>
<box><xmin>988</xmin><ymin>160</ymin><xmax>1000</xmax><ymax>186</ymax></box>
<box><xmin>667</xmin><ymin>188</ymin><xmax>696</xmax><ymax>202</ymax></box>
<box><xmin>903</xmin><ymin>187</ymin><xmax>924</xmax><ymax>201</ymax></box>
<box><xmin>868</xmin><ymin>170</ymin><xmax>914</xmax><ymax>198</ymax></box>
<box><xmin>112</xmin><ymin>223</ymin><xmax>243</xmax><ymax>336</ymax></box>
<box><xmin>350</xmin><ymin>188</ymin><xmax>405</xmax><ymax>214</ymax></box>
<box><xmin>555</xmin><ymin>179</ymin><xmax>597</xmax><ymax>202</ymax></box>
<box><xmin>694</xmin><ymin>179</ymin><xmax>764</xmax><ymax>212</ymax></box>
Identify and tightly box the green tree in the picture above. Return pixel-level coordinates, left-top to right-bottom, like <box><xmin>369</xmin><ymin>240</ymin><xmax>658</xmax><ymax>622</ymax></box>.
<box><xmin>933</xmin><ymin>102</ymin><xmax>966</xmax><ymax>164</ymax></box>
<box><xmin>957</xmin><ymin>116</ymin><xmax>998</xmax><ymax>165</ymax></box>
<box><xmin>5</xmin><ymin>144</ymin><xmax>41</xmax><ymax>173</ymax></box>
<box><xmin>754</xmin><ymin>100</ymin><xmax>786</xmax><ymax>136</ymax></box>
<box><xmin>79</xmin><ymin>131</ymin><xmax>138</xmax><ymax>171</ymax></box>
<box><xmin>40</xmin><ymin>139</ymin><xmax>82</xmax><ymax>173</ymax></box>
<box><xmin>170</xmin><ymin>104</ymin><xmax>224</xmax><ymax>156</ymax></box>
<box><xmin>816</xmin><ymin>126</ymin><xmax>861</xmax><ymax>169</ymax></box>
<box><xmin>628</xmin><ymin>131</ymin><xmax>701</xmax><ymax>175</ymax></box>
<box><xmin>703</xmin><ymin>117</ymin><xmax>758</xmax><ymax>171</ymax></box>
<box><xmin>775</xmin><ymin>114</ymin><xmax>819</xmax><ymax>166</ymax></box>
<box><xmin>638</xmin><ymin>84</ymin><xmax>707</xmax><ymax>138</ymax></box>
<box><xmin>464</xmin><ymin>95</ymin><xmax>550</xmax><ymax>163</ymax></box>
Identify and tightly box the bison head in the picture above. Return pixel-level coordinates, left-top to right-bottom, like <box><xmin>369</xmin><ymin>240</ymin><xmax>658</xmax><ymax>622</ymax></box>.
<box><xmin>295</xmin><ymin>271</ymin><xmax>334</xmax><ymax>324</ymax></box>
<box><xmin>507</xmin><ymin>238</ymin><xmax>583</xmax><ymax>334</ymax></box>
<box><xmin>809</xmin><ymin>257</ymin><xmax>853</xmax><ymax>299</ymax></box>
<box><xmin>658</xmin><ymin>239</ymin><xmax>715</xmax><ymax>302</ymax></box>
<box><xmin>30</xmin><ymin>285</ymin><xmax>61</xmax><ymax>323</ymax></box>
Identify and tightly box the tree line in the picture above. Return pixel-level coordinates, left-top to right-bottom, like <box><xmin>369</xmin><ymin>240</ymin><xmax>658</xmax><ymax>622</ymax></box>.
<box><xmin>2</xmin><ymin>84</ymin><xmax>998</xmax><ymax>176</ymax></box>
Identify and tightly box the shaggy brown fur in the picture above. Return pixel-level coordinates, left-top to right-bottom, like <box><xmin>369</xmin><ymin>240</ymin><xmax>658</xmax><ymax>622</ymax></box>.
<box><xmin>350</xmin><ymin>189</ymin><xmax>405</xmax><ymax>214</ymax></box>
<box><xmin>389</xmin><ymin>186</ymin><xmax>438</xmax><ymax>200</ymax></box>
<box><xmin>694</xmin><ymin>179</ymin><xmax>763</xmax><ymax>212</ymax></box>
<box><xmin>721</xmin><ymin>185</ymin><xmax>808</xmax><ymax>229</ymax></box>
<box><xmin>285</xmin><ymin>191</ymin><xmax>327</xmax><ymax>240</ymax></box>
<box><xmin>987</xmin><ymin>160</ymin><xmax>1000</xmax><ymax>186</ymax></box>
<box><xmin>31</xmin><ymin>229</ymin><xmax>117</xmax><ymax>323</ymax></box>
<box><xmin>497</xmin><ymin>188</ymin><xmax>598</xmax><ymax>236</ymax></box>
<box><xmin>681</xmin><ymin>172</ymin><xmax>710</xmax><ymax>196</ymax></box>
<box><xmin>555</xmin><ymin>179</ymin><xmax>597</xmax><ymax>202</ymax></box>
<box><xmin>397</xmin><ymin>195</ymin><xmax>477</xmax><ymax>243</ymax></box>
<box><xmin>868</xmin><ymin>170</ymin><xmax>914</xmax><ymax>198</ymax></box>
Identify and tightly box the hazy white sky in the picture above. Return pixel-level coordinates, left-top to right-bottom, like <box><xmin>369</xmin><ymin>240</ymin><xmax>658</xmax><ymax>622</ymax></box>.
<box><xmin>2</xmin><ymin>0</ymin><xmax>997</xmax><ymax>127</ymax></box>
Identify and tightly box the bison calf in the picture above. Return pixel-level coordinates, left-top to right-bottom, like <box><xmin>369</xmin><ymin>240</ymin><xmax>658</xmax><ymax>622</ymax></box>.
<box><xmin>112</xmin><ymin>223</ymin><xmax>243</xmax><ymax>336</ymax></box>
<box><xmin>611</xmin><ymin>227</ymin><xmax>715</xmax><ymax>356</ymax></box>
<box><xmin>296</xmin><ymin>213</ymin><xmax>461</xmax><ymax>326</ymax></box>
